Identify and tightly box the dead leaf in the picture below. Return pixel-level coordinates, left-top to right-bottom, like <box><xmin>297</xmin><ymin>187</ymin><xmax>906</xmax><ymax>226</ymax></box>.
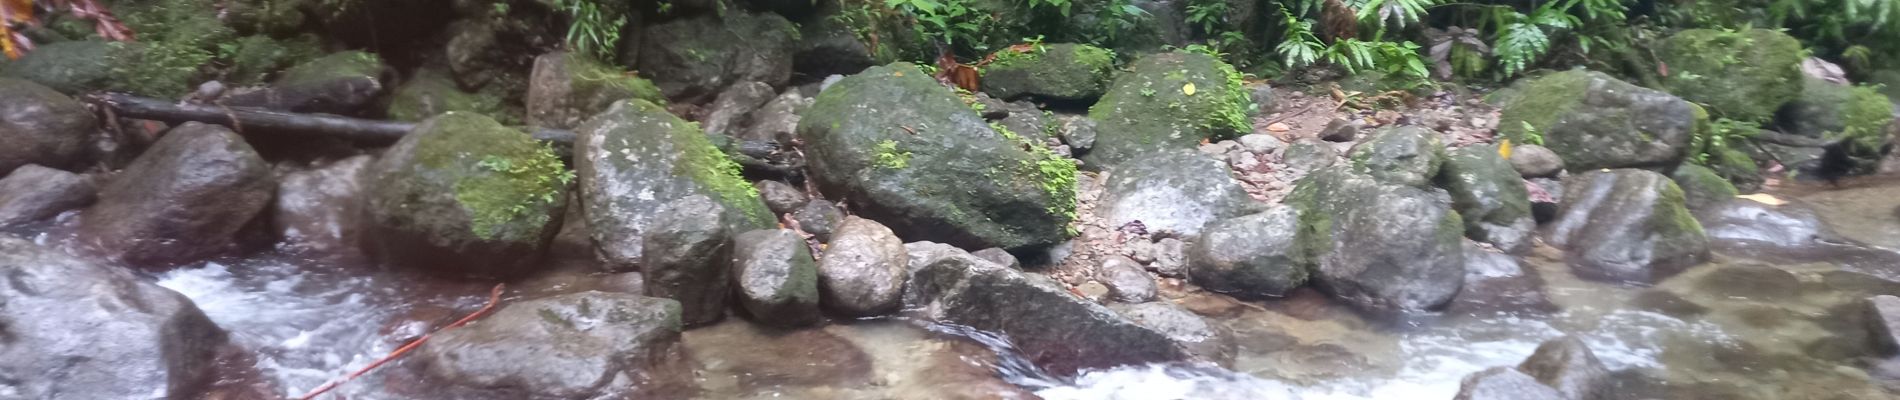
<box><xmin>1267</xmin><ymin>123</ymin><xmax>1291</xmax><ymax>132</ymax></box>
<box><xmin>1182</xmin><ymin>82</ymin><xmax>1196</xmax><ymax>96</ymax></box>
<box><xmin>1497</xmin><ymin>138</ymin><xmax>1513</xmax><ymax>159</ymax></box>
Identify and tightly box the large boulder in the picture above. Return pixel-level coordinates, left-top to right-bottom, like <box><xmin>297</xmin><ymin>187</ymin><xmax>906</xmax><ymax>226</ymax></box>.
<box><xmin>363</xmin><ymin>112</ymin><xmax>569</xmax><ymax>277</ymax></box>
<box><xmin>78</xmin><ymin>123</ymin><xmax>273</xmax><ymax>266</ymax></box>
<box><xmin>1099</xmin><ymin>149</ymin><xmax>1261</xmax><ymax>239</ymax></box>
<box><xmin>1348</xmin><ymin>126</ymin><xmax>1445</xmax><ymax>187</ymax></box>
<box><xmin>1668</xmin><ymin>163</ymin><xmax>1738</xmax><ymax>210</ymax></box>
<box><xmin>576</xmin><ymin>99</ymin><xmax>775</xmax><ymax>272</ymax></box>
<box><xmin>271</xmin><ymin>155</ymin><xmax>372</xmax><ymax>252</ymax></box>
<box><xmin>0</xmin><ymin>78</ymin><xmax>95</xmax><ymax>175</ymax></box>
<box><xmin>818</xmin><ymin>216</ymin><xmax>910</xmax><ymax>317</ymax></box>
<box><xmin>1695</xmin><ymin>199</ymin><xmax>1836</xmax><ymax>248</ymax></box>
<box><xmin>1437</xmin><ymin>144</ymin><xmax>1536</xmax><ymax>253</ymax></box>
<box><xmin>1774</xmin><ymin>77</ymin><xmax>1896</xmax><ymax>174</ymax></box>
<box><xmin>636</xmin><ymin>11</ymin><xmax>796</xmax><ymax>102</ymax></box>
<box><xmin>1516</xmin><ymin>336</ymin><xmax>1613</xmax><ymax>400</ymax></box>
<box><xmin>222</xmin><ymin>50</ymin><xmax>386</xmax><ymax>115</ymax></box>
<box><xmin>730</xmin><ymin>229</ymin><xmax>823</xmax><ymax>327</ymax></box>
<box><xmin>1086</xmin><ymin>51</ymin><xmax>1252</xmax><ymax>167</ymax></box>
<box><xmin>1543</xmin><ymin>169</ymin><xmax>1710</xmax><ymax>283</ymax></box>
<box><xmin>1492</xmin><ymin>70</ymin><xmax>1697</xmax><ymax>171</ymax></box>
<box><xmin>792</xmin><ymin>3</ymin><xmax>917</xmax><ymax>78</ymax></box>
<box><xmin>980</xmin><ymin>43</ymin><xmax>1117</xmax><ymax>103</ymax></box>
<box><xmin>698</xmin><ymin>81</ymin><xmax>777</xmax><ymax>138</ymax></box>
<box><xmin>1188</xmin><ymin>205</ymin><xmax>1306</xmax><ymax>299</ymax></box>
<box><xmin>1287</xmin><ymin>168</ymin><xmax>1466</xmax><ymax>312</ymax></box>
<box><xmin>411</xmin><ymin>291</ymin><xmax>692</xmax><ymax>399</ymax></box>
<box><xmin>641</xmin><ymin>195</ymin><xmax>737</xmax><ymax>327</ymax></box>
<box><xmin>526</xmin><ymin>52</ymin><xmax>664</xmax><ymax>130</ymax></box>
<box><xmin>797</xmin><ymin>63</ymin><xmax>1076</xmax><ymax>250</ymax></box>
<box><xmin>1659</xmin><ymin>29</ymin><xmax>1805</xmax><ymax>124</ymax></box>
<box><xmin>0</xmin><ymin>164</ymin><xmax>94</xmax><ymax>227</ymax></box>
<box><xmin>0</xmin><ymin>237</ymin><xmax>227</xmax><ymax>399</ymax></box>
<box><xmin>0</xmin><ymin>41</ymin><xmax>116</xmax><ymax>94</ymax></box>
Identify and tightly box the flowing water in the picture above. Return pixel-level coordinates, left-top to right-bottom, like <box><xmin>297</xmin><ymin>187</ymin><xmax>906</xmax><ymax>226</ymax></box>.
<box><xmin>138</xmin><ymin>178</ymin><xmax>1900</xmax><ymax>399</ymax></box>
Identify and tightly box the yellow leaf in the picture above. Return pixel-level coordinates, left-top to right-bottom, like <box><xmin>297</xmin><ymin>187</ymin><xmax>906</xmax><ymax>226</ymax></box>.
<box><xmin>1</xmin><ymin>0</ymin><xmax>31</xmax><ymax>24</ymax></box>
<box><xmin>1182</xmin><ymin>82</ymin><xmax>1196</xmax><ymax>96</ymax></box>
<box><xmin>1497</xmin><ymin>139</ymin><xmax>1513</xmax><ymax>159</ymax></box>
<box><xmin>1738</xmin><ymin>193</ymin><xmax>1786</xmax><ymax>206</ymax></box>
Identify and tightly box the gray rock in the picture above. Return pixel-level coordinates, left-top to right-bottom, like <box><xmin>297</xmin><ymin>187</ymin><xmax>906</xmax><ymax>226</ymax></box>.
<box><xmin>0</xmin><ymin>237</ymin><xmax>227</xmax><ymax>400</ymax></box>
<box><xmin>1150</xmin><ymin>237</ymin><xmax>1188</xmax><ymax>277</ymax></box>
<box><xmin>1251</xmin><ymin>84</ymin><xmax>1276</xmax><ymax>114</ymax></box>
<box><xmin>1454</xmin><ymin>367</ymin><xmax>1565</xmax><ymax>400</ymax></box>
<box><xmin>79</xmin><ymin>123</ymin><xmax>274</xmax><ymax>267</ymax></box>
<box><xmin>1100</xmin><ymin>149</ymin><xmax>1262</xmax><ymax>239</ymax></box>
<box><xmin>1318</xmin><ymin>118</ymin><xmax>1359</xmax><ymax>142</ymax></box>
<box><xmin>818</xmin><ymin>216</ymin><xmax>909</xmax><ymax>317</ymax></box>
<box><xmin>441</xmin><ymin>19</ymin><xmax>527</xmax><ymax>93</ymax></box>
<box><xmin>223</xmin><ymin>51</ymin><xmax>385</xmax><ymax>115</ymax></box>
<box><xmin>1517</xmin><ymin>336</ymin><xmax>1612</xmax><ymax>400</ymax></box>
<box><xmin>755</xmin><ymin>180</ymin><xmax>810</xmax><ymax>214</ymax></box>
<box><xmin>972</xmin><ymin>247</ymin><xmax>1022</xmax><ymax>269</ymax></box>
<box><xmin>1492</xmin><ymin>70</ymin><xmax>1696</xmax><ymax>171</ymax></box>
<box><xmin>1438</xmin><ymin>145</ymin><xmax>1536</xmax><ymax>253</ymax></box>
<box><xmin>0</xmin><ymin>164</ymin><xmax>94</xmax><ymax>227</ymax></box>
<box><xmin>793</xmin><ymin>7</ymin><xmax>896</xmax><ymax>79</ymax></box>
<box><xmin>1085</xmin><ymin>51</ymin><xmax>1252</xmax><ymax>167</ymax></box>
<box><xmin>1868</xmin><ymin>295</ymin><xmax>1900</xmax><ymax>355</ymax></box>
<box><xmin>637</xmin><ymin>11</ymin><xmax>796</xmax><ymax>102</ymax></box>
<box><xmin>526</xmin><ymin>52</ymin><xmax>663</xmax><ymax>130</ymax></box>
<box><xmin>1695</xmin><ymin>199</ymin><xmax>1836</xmax><ymax>248</ymax></box>
<box><xmin>793</xmin><ymin>200</ymin><xmax>844</xmax><ymax>241</ymax></box>
<box><xmin>1349</xmin><ymin>126</ymin><xmax>1445</xmax><ymax>187</ymax></box>
<box><xmin>1282</xmin><ymin>139</ymin><xmax>1339</xmax><ymax>171</ymax></box>
<box><xmin>412</xmin><ymin>291</ymin><xmax>691</xmax><ymax>399</ymax></box>
<box><xmin>798</xmin><ymin>63</ymin><xmax>1075</xmax><ymax>250</ymax></box>
<box><xmin>739</xmin><ymin>91</ymin><xmax>811</xmax><ymax>144</ymax></box>
<box><xmin>1450</xmin><ymin>242</ymin><xmax>1556</xmax><ymax>315</ymax></box>
<box><xmin>364</xmin><ymin>113</ymin><xmax>566</xmax><ymax>277</ymax></box>
<box><xmin>1100</xmin><ymin>255</ymin><xmax>1158</xmax><ymax>303</ymax></box>
<box><xmin>1510</xmin><ymin>144</ymin><xmax>1565</xmax><ymax>178</ymax></box>
<box><xmin>1544</xmin><ymin>169</ymin><xmax>1710</xmax><ymax>283</ymax></box>
<box><xmin>731</xmin><ymin>229</ymin><xmax>823</xmax><ymax>327</ymax></box>
<box><xmin>700</xmin><ymin>81</ymin><xmax>777</xmax><ymax>137</ymax></box>
<box><xmin>642</xmin><ymin>195</ymin><xmax>737</xmax><ymax>326</ymax></box>
<box><xmin>386</xmin><ymin>66</ymin><xmax>503</xmax><ymax>122</ymax></box>
<box><xmin>1287</xmin><ymin>168</ymin><xmax>1466</xmax><ymax>312</ymax></box>
<box><xmin>980</xmin><ymin>43</ymin><xmax>1116</xmax><ymax>102</ymax></box>
<box><xmin>271</xmin><ymin>155</ymin><xmax>371</xmax><ymax>252</ymax></box>
<box><xmin>1669</xmin><ymin>163</ymin><xmax>1738</xmax><ymax>210</ymax></box>
<box><xmin>1237</xmin><ymin>133</ymin><xmax>1285</xmax><ymax>154</ymax></box>
<box><xmin>1189</xmin><ymin>206</ymin><xmax>1305</xmax><ymax>298</ymax></box>
<box><xmin>1108</xmin><ymin>302</ymin><xmax>1237</xmax><ymax>367</ymax></box>
<box><xmin>1058</xmin><ymin>115</ymin><xmax>1100</xmax><ymax>153</ymax></box>
<box><xmin>577</xmin><ymin>100</ymin><xmax>775</xmax><ymax>272</ymax></box>
<box><xmin>0</xmin><ymin>78</ymin><xmax>94</xmax><ymax>175</ymax></box>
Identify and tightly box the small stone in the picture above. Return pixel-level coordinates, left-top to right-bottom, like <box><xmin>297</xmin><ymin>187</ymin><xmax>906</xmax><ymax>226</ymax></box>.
<box><xmin>793</xmin><ymin>201</ymin><xmax>844</xmax><ymax>241</ymax></box>
<box><xmin>1266</xmin><ymin>122</ymin><xmax>1291</xmax><ymax>132</ymax></box>
<box><xmin>0</xmin><ymin>164</ymin><xmax>94</xmax><ymax>227</ymax></box>
<box><xmin>1125</xmin><ymin>239</ymin><xmax>1157</xmax><ymax>264</ymax></box>
<box><xmin>972</xmin><ymin>248</ymin><xmax>1021</xmax><ymax>269</ymax></box>
<box><xmin>1099</xmin><ymin>255</ymin><xmax>1157</xmax><ymax>303</ymax></box>
<box><xmin>1517</xmin><ymin>336</ymin><xmax>1612</xmax><ymax>400</ymax></box>
<box><xmin>1509</xmin><ymin>144</ymin><xmax>1565</xmax><ymax>178</ymax></box>
<box><xmin>1237</xmin><ymin>133</ymin><xmax>1285</xmax><ymax>154</ymax></box>
<box><xmin>755</xmin><ymin>180</ymin><xmax>810</xmax><ymax>215</ymax></box>
<box><xmin>1150</xmin><ymin>238</ymin><xmax>1188</xmax><ymax>277</ymax></box>
<box><xmin>730</xmin><ymin>229</ymin><xmax>823</xmax><ymax>327</ymax></box>
<box><xmin>1058</xmin><ymin>115</ymin><xmax>1099</xmax><ymax>152</ymax></box>
<box><xmin>1318</xmin><ymin>118</ymin><xmax>1359</xmax><ymax>142</ymax></box>
<box><xmin>817</xmin><ymin>217</ymin><xmax>909</xmax><ymax>317</ymax></box>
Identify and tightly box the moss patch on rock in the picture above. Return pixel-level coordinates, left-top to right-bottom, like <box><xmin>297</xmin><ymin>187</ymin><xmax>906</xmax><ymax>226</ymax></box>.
<box><xmin>277</xmin><ymin>50</ymin><xmax>384</xmax><ymax>88</ymax></box>
<box><xmin>388</xmin><ymin>67</ymin><xmax>509</xmax><ymax>123</ymax></box>
<box><xmin>1659</xmin><ymin>29</ymin><xmax>1804</xmax><ymax>123</ymax></box>
<box><xmin>980</xmin><ymin>43</ymin><xmax>1117</xmax><ymax>102</ymax></box>
<box><xmin>223</xmin><ymin>34</ymin><xmax>323</xmax><ymax>86</ymax></box>
<box><xmin>412</xmin><ymin>112</ymin><xmax>571</xmax><ymax>240</ymax></box>
<box><xmin>1086</xmin><ymin>51</ymin><xmax>1253</xmax><ymax>167</ymax></box>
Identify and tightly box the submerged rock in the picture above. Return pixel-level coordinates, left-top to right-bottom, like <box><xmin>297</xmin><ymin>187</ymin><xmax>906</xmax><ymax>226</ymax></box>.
<box><xmin>1086</xmin><ymin>51</ymin><xmax>1252</xmax><ymax>167</ymax></box>
<box><xmin>1492</xmin><ymin>70</ymin><xmax>1697</xmax><ymax>171</ymax></box>
<box><xmin>0</xmin><ymin>237</ymin><xmax>227</xmax><ymax>399</ymax></box>
<box><xmin>1099</xmin><ymin>149</ymin><xmax>1261</xmax><ymax>239</ymax></box>
<box><xmin>730</xmin><ymin>229</ymin><xmax>822</xmax><ymax>327</ymax></box>
<box><xmin>818</xmin><ymin>217</ymin><xmax>909</xmax><ymax>317</ymax></box>
<box><xmin>1543</xmin><ymin>169</ymin><xmax>1709</xmax><ymax>283</ymax></box>
<box><xmin>1288</xmin><ymin>168</ymin><xmax>1466</xmax><ymax>312</ymax></box>
<box><xmin>1454</xmin><ymin>367</ymin><xmax>1564</xmax><ymax>400</ymax></box>
<box><xmin>1437</xmin><ymin>144</ymin><xmax>1536</xmax><ymax>253</ymax></box>
<box><xmin>1517</xmin><ymin>336</ymin><xmax>1613</xmax><ymax>400</ymax></box>
<box><xmin>526</xmin><ymin>52</ymin><xmax>663</xmax><ymax>130</ymax></box>
<box><xmin>0</xmin><ymin>164</ymin><xmax>94</xmax><ymax>227</ymax></box>
<box><xmin>1660</xmin><ymin>28</ymin><xmax>1805</xmax><ymax>123</ymax></box>
<box><xmin>271</xmin><ymin>155</ymin><xmax>372</xmax><ymax>252</ymax></box>
<box><xmin>0</xmin><ymin>78</ymin><xmax>94</xmax><ymax>175</ymax></box>
<box><xmin>1108</xmin><ymin>302</ymin><xmax>1237</xmax><ymax>367</ymax></box>
<box><xmin>364</xmin><ymin>113</ymin><xmax>567</xmax><ymax>277</ymax></box>
<box><xmin>412</xmin><ymin>291</ymin><xmax>691</xmax><ymax>399</ymax></box>
<box><xmin>79</xmin><ymin>123</ymin><xmax>274</xmax><ymax>267</ymax></box>
<box><xmin>1451</xmin><ymin>242</ymin><xmax>1556</xmax><ymax>315</ymax></box>
<box><xmin>798</xmin><ymin>63</ymin><xmax>1075</xmax><ymax>250</ymax></box>
<box><xmin>642</xmin><ymin>195</ymin><xmax>737</xmax><ymax>326</ymax></box>
<box><xmin>1349</xmin><ymin>126</ymin><xmax>1445</xmax><ymax>187</ymax></box>
<box><xmin>1188</xmin><ymin>205</ymin><xmax>1306</xmax><ymax>299</ymax></box>
<box><xmin>1695</xmin><ymin>199</ymin><xmax>1836</xmax><ymax>248</ymax></box>
<box><xmin>980</xmin><ymin>43</ymin><xmax>1116</xmax><ymax>102</ymax></box>
<box><xmin>637</xmin><ymin>11</ymin><xmax>796</xmax><ymax>102</ymax></box>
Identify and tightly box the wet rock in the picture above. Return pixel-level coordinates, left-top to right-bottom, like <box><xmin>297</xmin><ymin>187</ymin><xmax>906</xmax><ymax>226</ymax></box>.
<box><xmin>1774</xmin><ymin>76</ymin><xmax>1895</xmax><ymax>174</ymax></box>
<box><xmin>682</xmin><ymin>322</ymin><xmax>873</xmax><ymax>392</ymax></box>
<box><xmin>700</xmin><ymin>81</ymin><xmax>777</xmax><ymax>137</ymax></box>
<box><xmin>1543</xmin><ymin>169</ymin><xmax>1710</xmax><ymax>283</ymax></box>
<box><xmin>792</xmin><ymin>200</ymin><xmax>844</xmax><ymax>241</ymax></box>
<box><xmin>1238</xmin><ymin>133</ymin><xmax>1285</xmax><ymax>154</ymax></box>
<box><xmin>412</xmin><ymin>291</ymin><xmax>691</xmax><ymax>399</ymax></box>
<box><xmin>1100</xmin><ymin>255</ymin><xmax>1158</xmax><ymax>303</ymax></box>
<box><xmin>993</xmin><ymin>100</ymin><xmax>1054</xmax><ymax>143</ymax></box>
<box><xmin>1696</xmin><ymin>199</ymin><xmax>1835</xmax><ymax>248</ymax></box>
<box><xmin>1661</xmin><ymin>29</ymin><xmax>1805</xmax><ymax>123</ymax></box>
<box><xmin>365</xmin><ymin>113</ymin><xmax>567</xmax><ymax>277</ymax></box>
<box><xmin>1868</xmin><ymin>295</ymin><xmax>1900</xmax><ymax>355</ymax></box>
<box><xmin>1454</xmin><ymin>367</ymin><xmax>1564</xmax><ymax>400</ymax></box>
<box><xmin>1319</xmin><ymin>118</ymin><xmax>1359</xmax><ymax>142</ymax></box>
<box><xmin>730</xmin><ymin>229</ymin><xmax>822</xmax><ymax>327</ymax></box>
<box><xmin>980</xmin><ymin>43</ymin><xmax>1116</xmax><ymax>102</ymax></box>
<box><xmin>906</xmin><ymin>245</ymin><xmax>1197</xmax><ymax>375</ymax></box>
<box><xmin>1282</xmin><ymin>139</ymin><xmax>1339</xmax><ymax>171</ymax></box>
<box><xmin>1086</xmin><ymin>51</ymin><xmax>1252</xmax><ymax>167</ymax></box>
<box><xmin>1516</xmin><ymin>336</ymin><xmax>1612</xmax><ymax>400</ymax></box>
<box><xmin>1100</xmin><ymin>149</ymin><xmax>1262</xmax><ymax>239</ymax></box>
<box><xmin>1669</xmin><ymin>164</ymin><xmax>1738</xmax><ymax>210</ymax></box>
<box><xmin>1438</xmin><ymin>144</ymin><xmax>1536</xmax><ymax>253</ymax></box>
<box><xmin>1510</xmin><ymin>143</ymin><xmax>1564</xmax><ymax>178</ymax></box>
<box><xmin>386</xmin><ymin>67</ymin><xmax>505</xmax><ymax>122</ymax></box>
<box><xmin>755</xmin><ymin>180</ymin><xmax>810</xmax><ymax>215</ymax></box>
<box><xmin>737</xmin><ymin>91</ymin><xmax>811</xmax><ymax>144</ymax></box>
<box><xmin>1189</xmin><ymin>206</ymin><xmax>1305</xmax><ymax>299</ymax></box>
<box><xmin>1287</xmin><ymin>168</ymin><xmax>1466</xmax><ymax>312</ymax></box>
<box><xmin>1451</xmin><ymin>242</ymin><xmax>1556</xmax><ymax>315</ymax></box>
<box><xmin>1150</xmin><ymin>237</ymin><xmax>1188</xmax><ymax>276</ymax></box>
<box><xmin>0</xmin><ymin>164</ymin><xmax>94</xmax><ymax>227</ymax></box>
<box><xmin>223</xmin><ymin>51</ymin><xmax>385</xmax><ymax>115</ymax></box>
<box><xmin>577</xmin><ymin>100</ymin><xmax>775</xmax><ymax>272</ymax></box>
<box><xmin>0</xmin><ymin>79</ymin><xmax>93</xmax><ymax>175</ymax></box>
<box><xmin>1492</xmin><ymin>70</ymin><xmax>1696</xmax><ymax>171</ymax></box>
<box><xmin>643</xmin><ymin>195</ymin><xmax>737</xmax><ymax>326</ymax></box>
<box><xmin>818</xmin><ymin>216</ymin><xmax>909</xmax><ymax>317</ymax></box>
<box><xmin>0</xmin><ymin>237</ymin><xmax>227</xmax><ymax>400</ymax></box>
<box><xmin>798</xmin><ymin>63</ymin><xmax>1075</xmax><ymax>250</ymax></box>
<box><xmin>1108</xmin><ymin>302</ymin><xmax>1236</xmax><ymax>367</ymax></box>
<box><xmin>972</xmin><ymin>247</ymin><xmax>1022</xmax><ymax>269</ymax></box>
<box><xmin>1058</xmin><ymin>115</ymin><xmax>1099</xmax><ymax>153</ymax></box>
<box><xmin>79</xmin><ymin>123</ymin><xmax>273</xmax><ymax>267</ymax></box>
<box><xmin>271</xmin><ymin>155</ymin><xmax>371</xmax><ymax>252</ymax></box>
<box><xmin>526</xmin><ymin>52</ymin><xmax>664</xmax><ymax>130</ymax></box>
<box><xmin>638</xmin><ymin>11</ymin><xmax>796</xmax><ymax>102</ymax></box>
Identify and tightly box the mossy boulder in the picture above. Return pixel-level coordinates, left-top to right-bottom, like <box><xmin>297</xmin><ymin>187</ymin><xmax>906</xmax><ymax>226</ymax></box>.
<box><xmin>1543</xmin><ymin>169</ymin><xmax>1709</xmax><ymax>283</ymax></box>
<box><xmin>730</xmin><ymin>229</ymin><xmax>822</xmax><ymax>327</ymax></box>
<box><xmin>636</xmin><ymin>10</ymin><xmax>797</xmax><ymax>103</ymax></box>
<box><xmin>1659</xmin><ymin>29</ymin><xmax>1804</xmax><ymax>123</ymax></box>
<box><xmin>223</xmin><ymin>0</ymin><xmax>312</xmax><ymax>36</ymax></box>
<box><xmin>225</xmin><ymin>50</ymin><xmax>386</xmax><ymax>114</ymax></box>
<box><xmin>0</xmin><ymin>41</ymin><xmax>116</xmax><ymax>94</ymax></box>
<box><xmin>1437</xmin><ymin>144</ymin><xmax>1536</xmax><ymax>253</ymax></box>
<box><xmin>1188</xmin><ymin>205</ymin><xmax>1307</xmax><ymax>299</ymax></box>
<box><xmin>575</xmin><ymin>99</ymin><xmax>774</xmax><ymax>273</ymax></box>
<box><xmin>981</xmin><ymin>44</ymin><xmax>1117</xmax><ymax>103</ymax></box>
<box><xmin>221</xmin><ymin>34</ymin><xmax>323</xmax><ymax>86</ymax></box>
<box><xmin>364</xmin><ymin>112</ymin><xmax>570</xmax><ymax>277</ymax></box>
<box><xmin>1349</xmin><ymin>126</ymin><xmax>1446</xmax><ymax>187</ymax></box>
<box><xmin>0</xmin><ymin>78</ymin><xmax>95</xmax><ymax>175</ymax></box>
<box><xmin>793</xmin><ymin>1</ymin><xmax>926</xmax><ymax>77</ymax></box>
<box><xmin>1086</xmin><ymin>51</ymin><xmax>1252</xmax><ymax>167</ymax></box>
<box><xmin>387</xmin><ymin>67</ymin><xmax>508</xmax><ymax>123</ymax></box>
<box><xmin>1706</xmin><ymin>146</ymin><xmax>1762</xmax><ymax>193</ymax></box>
<box><xmin>798</xmin><ymin>63</ymin><xmax>1077</xmax><ymax>250</ymax></box>
<box><xmin>77</xmin><ymin>123</ymin><xmax>273</xmax><ymax>267</ymax></box>
<box><xmin>1670</xmin><ymin>164</ymin><xmax>1738</xmax><ymax>210</ymax></box>
<box><xmin>1287</xmin><ymin>168</ymin><xmax>1466</xmax><ymax>313</ymax></box>
<box><xmin>1492</xmin><ymin>69</ymin><xmax>1697</xmax><ymax>171</ymax></box>
<box><xmin>526</xmin><ymin>52</ymin><xmax>663</xmax><ymax>130</ymax></box>
<box><xmin>1774</xmin><ymin>78</ymin><xmax>1895</xmax><ymax>174</ymax></box>
<box><xmin>0</xmin><ymin>40</ymin><xmax>210</xmax><ymax>97</ymax></box>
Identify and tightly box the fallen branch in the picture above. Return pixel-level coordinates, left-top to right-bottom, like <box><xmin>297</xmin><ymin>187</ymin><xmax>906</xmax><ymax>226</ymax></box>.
<box><xmin>85</xmin><ymin>93</ymin><xmax>576</xmax><ymax>145</ymax></box>
<box><xmin>296</xmin><ymin>283</ymin><xmax>506</xmax><ymax>400</ymax></box>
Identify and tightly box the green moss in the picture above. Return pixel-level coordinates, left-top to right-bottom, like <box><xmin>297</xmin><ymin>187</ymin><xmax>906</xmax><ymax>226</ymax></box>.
<box><xmin>1659</xmin><ymin>29</ymin><xmax>1804</xmax><ymax>123</ymax></box>
<box><xmin>626</xmin><ymin>99</ymin><xmax>773</xmax><ymax>228</ymax></box>
<box><xmin>276</xmin><ymin>50</ymin><xmax>382</xmax><ymax>87</ymax></box>
<box><xmin>1492</xmin><ymin>69</ymin><xmax>1591</xmax><ymax>143</ymax></box>
<box><xmin>570</xmin><ymin>53</ymin><xmax>665</xmax><ymax>107</ymax></box>
<box><xmin>415</xmin><ymin>112</ymin><xmax>572</xmax><ymax>240</ymax></box>
<box><xmin>388</xmin><ymin>69</ymin><xmax>508</xmax><ymax>123</ymax></box>
<box><xmin>1650</xmin><ymin>178</ymin><xmax>1708</xmax><ymax>237</ymax></box>
<box><xmin>105</xmin><ymin>41</ymin><xmax>213</xmax><ymax>97</ymax></box>
<box><xmin>874</xmin><ymin>139</ymin><xmax>913</xmax><ymax>169</ymax></box>
<box><xmin>990</xmin><ymin>122</ymin><xmax>1078</xmax><ymax>221</ymax></box>
<box><xmin>222</xmin><ymin>34</ymin><xmax>323</xmax><ymax>86</ymax></box>
<box><xmin>1835</xmin><ymin>84</ymin><xmax>1895</xmax><ymax>153</ymax></box>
